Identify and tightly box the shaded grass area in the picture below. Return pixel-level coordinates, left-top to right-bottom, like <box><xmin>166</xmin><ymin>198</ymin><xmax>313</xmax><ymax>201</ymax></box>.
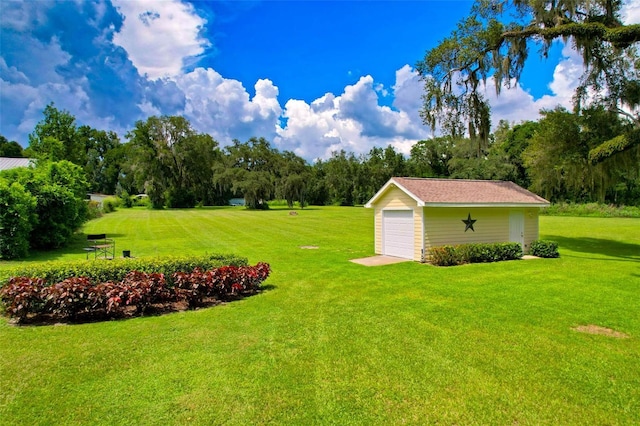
<box><xmin>1</xmin><ymin>208</ymin><xmax>639</xmax><ymax>424</ymax></box>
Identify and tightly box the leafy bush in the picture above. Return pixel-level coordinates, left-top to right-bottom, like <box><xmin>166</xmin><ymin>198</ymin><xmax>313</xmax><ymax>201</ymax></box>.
<box><xmin>31</xmin><ymin>183</ymin><xmax>83</xmax><ymax>249</ymax></box>
<box><xmin>0</xmin><ymin>180</ymin><xmax>37</xmax><ymax>259</ymax></box>
<box><xmin>530</xmin><ymin>240</ymin><xmax>560</xmax><ymax>258</ymax></box>
<box><xmin>461</xmin><ymin>242</ymin><xmax>522</xmax><ymax>263</ymax></box>
<box><xmin>429</xmin><ymin>242</ymin><xmax>523</xmax><ymax>266</ymax></box>
<box><xmin>165</xmin><ymin>188</ymin><xmax>196</xmax><ymax>208</ymax></box>
<box><xmin>132</xmin><ymin>195</ymin><xmax>150</xmax><ymax>207</ymax></box>
<box><xmin>121</xmin><ymin>194</ymin><xmax>134</xmax><ymax>208</ymax></box>
<box><xmin>102</xmin><ymin>196</ymin><xmax>120</xmax><ymax>213</ymax></box>
<box><xmin>86</xmin><ymin>200</ymin><xmax>103</xmax><ymax>220</ymax></box>
<box><xmin>0</xmin><ymin>262</ymin><xmax>271</xmax><ymax>322</ymax></box>
<box><xmin>45</xmin><ymin>277</ymin><xmax>94</xmax><ymax>319</ymax></box>
<box><xmin>0</xmin><ymin>277</ymin><xmax>46</xmax><ymax>320</ymax></box>
<box><xmin>1</xmin><ymin>160</ymin><xmax>89</xmax><ymax>250</ymax></box>
<box><xmin>174</xmin><ymin>263</ymin><xmax>271</xmax><ymax>307</ymax></box>
<box><xmin>429</xmin><ymin>246</ymin><xmax>461</xmax><ymax>266</ymax></box>
<box><xmin>494</xmin><ymin>242</ymin><xmax>524</xmax><ymax>261</ymax></box>
<box><xmin>0</xmin><ymin>254</ymin><xmax>248</xmax><ymax>288</ymax></box>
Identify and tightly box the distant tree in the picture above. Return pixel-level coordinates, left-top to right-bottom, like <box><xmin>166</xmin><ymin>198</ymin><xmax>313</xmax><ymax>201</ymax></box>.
<box><xmin>0</xmin><ymin>135</ymin><xmax>24</xmax><ymax>158</ymax></box>
<box><xmin>126</xmin><ymin>116</ymin><xmax>221</xmax><ymax>208</ymax></box>
<box><xmin>358</xmin><ymin>146</ymin><xmax>407</xmax><ymax>203</ymax></box>
<box><xmin>323</xmin><ymin>150</ymin><xmax>360</xmax><ymax>206</ymax></box>
<box><xmin>306</xmin><ymin>159</ymin><xmax>330</xmax><ymax>206</ymax></box>
<box><xmin>215</xmin><ymin>138</ymin><xmax>279</xmax><ymax>209</ymax></box>
<box><xmin>491</xmin><ymin>120</ymin><xmax>539</xmax><ymax>188</ymax></box>
<box><xmin>276</xmin><ymin>151</ymin><xmax>311</xmax><ymax>208</ymax></box>
<box><xmin>447</xmin><ymin>137</ymin><xmax>517</xmax><ymax>181</ymax></box>
<box><xmin>522</xmin><ymin>106</ymin><xmax>638</xmax><ymax>203</ymax></box>
<box><xmin>27</xmin><ymin>103</ymin><xmax>85</xmax><ymax>165</ymax></box>
<box><xmin>184</xmin><ymin>133</ymin><xmax>224</xmax><ymax>205</ymax></box>
<box><xmin>77</xmin><ymin>126</ymin><xmax>124</xmax><ymax>194</ymax></box>
<box><xmin>28</xmin><ymin>136</ymin><xmax>65</xmax><ymax>162</ymax></box>
<box><xmin>407</xmin><ymin>138</ymin><xmax>453</xmax><ymax>178</ymax></box>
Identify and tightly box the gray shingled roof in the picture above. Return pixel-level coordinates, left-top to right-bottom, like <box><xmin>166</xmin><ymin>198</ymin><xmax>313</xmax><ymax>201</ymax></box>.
<box><xmin>366</xmin><ymin>177</ymin><xmax>549</xmax><ymax>207</ymax></box>
<box><xmin>0</xmin><ymin>157</ymin><xmax>35</xmax><ymax>171</ymax></box>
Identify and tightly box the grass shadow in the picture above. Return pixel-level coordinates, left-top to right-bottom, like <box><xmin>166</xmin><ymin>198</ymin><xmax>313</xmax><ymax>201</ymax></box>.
<box><xmin>83</xmin><ymin>233</ymin><xmax>127</xmax><ymax>238</ymax></box>
<box><xmin>544</xmin><ymin>235</ymin><xmax>640</xmax><ymax>262</ymax></box>
<box><xmin>259</xmin><ymin>284</ymin><xmax>277</xmax><ymax>291</ymax></box>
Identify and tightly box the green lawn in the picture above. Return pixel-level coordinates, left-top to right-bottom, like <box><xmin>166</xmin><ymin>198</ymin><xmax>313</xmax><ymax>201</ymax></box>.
<box><xmin>1</xmin><ymin>207</ymin><xmax>639</xmax><ymax>425</ymax></box>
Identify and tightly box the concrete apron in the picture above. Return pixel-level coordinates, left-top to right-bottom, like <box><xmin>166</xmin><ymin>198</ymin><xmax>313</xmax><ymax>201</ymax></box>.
<box><xmin>350</xmin><ymin>255</ymin><xmax>412</xmax><ymax>266</ymax></box>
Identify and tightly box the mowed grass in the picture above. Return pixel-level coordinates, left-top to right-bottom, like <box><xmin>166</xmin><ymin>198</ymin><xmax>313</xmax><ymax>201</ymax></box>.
<box><xmin>0</xmin><ymin>207</ymin><xmax>639</xmax><ymax>425</ymax></box>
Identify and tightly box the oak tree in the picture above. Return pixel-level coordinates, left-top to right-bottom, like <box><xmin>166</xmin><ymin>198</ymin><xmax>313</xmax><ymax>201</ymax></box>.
<box><xmin>417</xmin><ymin>0</ymin><xmax>640</xmax><ymax>162</ymax></box>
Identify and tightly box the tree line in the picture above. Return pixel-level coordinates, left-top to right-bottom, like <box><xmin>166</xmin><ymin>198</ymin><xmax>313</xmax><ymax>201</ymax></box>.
<box><xmin>1</xmin><ymin>101</ymin><xmax>639</xmax><ymax>259</ymax></box>
<box><xmin>2</xmin><ymin>101</ymin><xmax>640</xmax><ymax>211</ymax></box>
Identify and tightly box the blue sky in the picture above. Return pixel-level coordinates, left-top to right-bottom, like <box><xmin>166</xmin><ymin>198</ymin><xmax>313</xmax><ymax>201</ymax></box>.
<box><xmin>1</xmin><ymin>0</ymin><xmax>638</xmax><ymax>161</ymax></box>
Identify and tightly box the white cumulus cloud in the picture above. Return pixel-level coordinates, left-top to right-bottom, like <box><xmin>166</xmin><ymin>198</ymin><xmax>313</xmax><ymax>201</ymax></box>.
<box><xmin>112</xmin><ymin>0</ymin><xmax>209</xmax><ymax>79</ymax></box>
<box><xmin>275</xmin><ymin>68</ymin><xmax>430</xmax><ymax>160</ymax></box>
<box><xmin>174</xmin><ymin>67</ymin><xmax>281</xmax><ymax>143</ymax></box>
<box><xmin>622</xmin><ymin>0</ymin><xmax>640</xmax><ymax>24</ymax></box>
<box><xmin>484</xmin><ymin>44</ymin><xmax>581</xmax><ymax>125</ymax></box>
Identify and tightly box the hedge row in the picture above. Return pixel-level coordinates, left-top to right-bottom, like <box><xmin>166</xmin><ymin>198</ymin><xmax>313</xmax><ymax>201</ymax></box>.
<box><xmin>429</xmin><ymin>242</ymin><xmax>523</xmax><ymax>266</ymax></box>
<box><xmin>0</xmin><ymin>253</ymin><xmax>247</xmax><ymax>288</ymax></box>
<box><xmin>0</xmin><ymin>263</ymin><xmax>270</xmax><ymax>322</ymax></box>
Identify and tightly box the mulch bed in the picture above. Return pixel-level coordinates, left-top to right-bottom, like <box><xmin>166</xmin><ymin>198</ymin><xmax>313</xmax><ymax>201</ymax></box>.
<box><xmin>6</xmin><ymin>293</ymin><xmax>259</xmax><ymax>327</ymax></box>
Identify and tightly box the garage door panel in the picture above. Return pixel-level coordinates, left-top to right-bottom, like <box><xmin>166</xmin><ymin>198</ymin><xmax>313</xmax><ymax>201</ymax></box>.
<box><xmin>383</xmin><ymin>210</ymin><xmax>414</xmax><ymax>259</ymax></box>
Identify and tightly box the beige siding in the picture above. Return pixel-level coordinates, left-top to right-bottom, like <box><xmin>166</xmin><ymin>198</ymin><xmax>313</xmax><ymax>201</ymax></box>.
<box><xmin>523</xmin><ymin>208</ymin><xmax>540</xmax><ymax>253</ymax></box>
<box><xmin>424</xmin><ymin>207</ymin><xmax>510</xmax><ymax>254</ymax></box>
<box><xmin>423</xmin><ymin>207</ymin><xmax>543</xmax><ymax>258</ymax></box>
<box><xmin>373</xmin><ymin>186</ymin><xmax>422</xmax><ymax>261</ymax></box>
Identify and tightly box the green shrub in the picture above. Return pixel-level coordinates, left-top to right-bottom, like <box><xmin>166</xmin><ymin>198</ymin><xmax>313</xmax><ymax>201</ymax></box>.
<box><xmin>132</xmin><ymin>195</ymin><xmax>150</xmax><ymax>207</ymax></box>
<box><xmin>429</xmin><ymin>246</ymin><xmax>461</xmax><ymax>266</ymax></box>
<box><xmin>120</xmin><ymin>192</ymin><xmax>134</xmax><ymax>208</ymax></box>
<box><xmin>86</xmin><ymin>200</ymin><xmax>103</xmax><ymax>220</ymax></box>
<box><xmin>102</xmin><ymin>196</ymin><xmax>120</xmax><ymax>213</ymax></box>
<box><xmin>0</xmin><ymin>180</ymin><xmax>37</xmax><ymax>259</ymax></box>
<box><xmin>165</xmin><ymin>188</ymin><xmax>196</xmax><ymax>208</ymax></box>
<box><xmin>0</xmin><ymin>253</ymin><xmax>248</xmax><ymax>288</ymax></box>
<box><xmin>530</xmin><ymin>240</ymin><xmax>560</xmax><ymax>258</ymax></box>
<box><xmin>2</xmin><ymin>160</ymin><xmax>89</xmax><ymax>250</ymax></box>
<box><xmin>429</xmin><ymin>242</ymin><xmax>523</xmax><ymax>266</ymax></box>
<box><xmin>494</xmin><ymin>242</ymin><xmax>524</xmax><ymax>260</ymax></box>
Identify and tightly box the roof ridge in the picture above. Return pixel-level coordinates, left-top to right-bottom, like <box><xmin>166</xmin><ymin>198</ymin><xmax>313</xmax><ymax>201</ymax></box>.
<box><xmin>394</xmin><ymin>176</ymin><xmax>508</xmax><ymax>183</ymax></box>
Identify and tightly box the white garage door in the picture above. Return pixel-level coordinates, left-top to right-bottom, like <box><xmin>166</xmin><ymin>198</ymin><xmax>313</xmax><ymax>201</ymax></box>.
<box><xmin>383</xmin><ymin>210</ymin><xmax>414</xmax><ymax>259</ymax></box>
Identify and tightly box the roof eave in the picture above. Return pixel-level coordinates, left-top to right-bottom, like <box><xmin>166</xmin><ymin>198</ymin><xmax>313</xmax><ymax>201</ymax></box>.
<box><xmin>364</xmin><ymin>178</ymin><xmax>424</xmax><ymax>208</ymax></box>
<box><xmin>422</xmin><ymin>202</ymin><xmax>551</xmax><ymax>208</ymax></box>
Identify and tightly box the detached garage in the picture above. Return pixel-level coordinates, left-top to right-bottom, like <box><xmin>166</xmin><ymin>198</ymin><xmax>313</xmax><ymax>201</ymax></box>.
<box><xmin>364</xmin><ymin>177</ymin><xmax>550</xmax><ymax>262</ymax></box>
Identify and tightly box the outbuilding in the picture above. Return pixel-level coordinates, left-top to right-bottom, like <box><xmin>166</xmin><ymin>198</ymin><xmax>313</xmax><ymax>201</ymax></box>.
<box><xmin>364</xmin><ymin>177</ymin><xmax>550</xmax><ymax>261</ymax></box>
<box><xmin>0</xmin><ymin>157</ymin><xmax>35</xmax><ymax>171</ymax></box>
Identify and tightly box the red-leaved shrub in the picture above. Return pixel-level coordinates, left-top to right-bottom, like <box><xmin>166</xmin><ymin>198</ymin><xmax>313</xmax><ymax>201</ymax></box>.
<box><xmin>0</xmin><ymin>262</ymin><xmax>271</xmax><ymax>323</ymax></box>
<box><xmin>0</xmin><ymin>276</ymin><xmax>46</xmax><ymax>319</ymax></box>
<box><xmin>45</xmin><ymin>277</ymin><xmax>94</xmax><ymax>318</ymax></box>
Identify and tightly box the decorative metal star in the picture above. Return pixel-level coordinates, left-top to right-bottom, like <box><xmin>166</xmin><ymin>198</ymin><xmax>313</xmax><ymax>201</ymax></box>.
<box><xmin>462</xmin><ymin>213</ymin><xmax>476</xmax><ymax>232</ymax></box>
